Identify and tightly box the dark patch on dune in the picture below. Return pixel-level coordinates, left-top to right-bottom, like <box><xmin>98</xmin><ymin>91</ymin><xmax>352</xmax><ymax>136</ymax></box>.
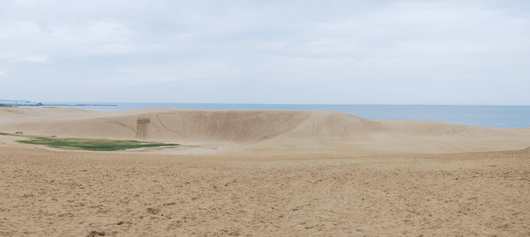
<box><xmin>136</xmin><ymin>115</ymin><xmax>150</xmax><ymax>139</ymax></box>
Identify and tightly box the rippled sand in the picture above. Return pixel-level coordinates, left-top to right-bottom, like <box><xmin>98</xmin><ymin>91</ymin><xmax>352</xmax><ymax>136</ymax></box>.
<box><xmin>1</xmin><ymin>145</ymin><xmax>529</xmax><ymax>236</ymax></box>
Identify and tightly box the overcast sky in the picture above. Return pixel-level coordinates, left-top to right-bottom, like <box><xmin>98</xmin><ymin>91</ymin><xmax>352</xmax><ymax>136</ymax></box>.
<box><xmin>0</xmin><ymin>0</ymin><xmax>529</xmax><ymax>104</ymax></box>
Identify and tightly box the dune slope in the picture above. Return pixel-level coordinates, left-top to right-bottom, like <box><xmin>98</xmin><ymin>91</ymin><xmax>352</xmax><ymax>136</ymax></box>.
<box><xmin>0</xmin><ymin>107</ymin><xmax>529</xmax><ymax>156</ymax></box>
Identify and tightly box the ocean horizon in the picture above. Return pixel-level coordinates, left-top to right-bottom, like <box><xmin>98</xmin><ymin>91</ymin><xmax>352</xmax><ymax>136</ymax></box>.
<box><xmin>16</xmin><ymin>102</ymin><xmax>528</xmax><ymax>128</ymax></box>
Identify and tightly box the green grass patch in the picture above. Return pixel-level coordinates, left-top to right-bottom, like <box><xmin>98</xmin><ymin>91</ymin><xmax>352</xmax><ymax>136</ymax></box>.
<box><xmin>0</xmin><ymin>132</ymin><xmax>21</xmax><ymax>136</ymax></box>
<box><xmin>0</xmin><ymin>132</ymin><xmax>178</xmax><ymax>151</ymax></box>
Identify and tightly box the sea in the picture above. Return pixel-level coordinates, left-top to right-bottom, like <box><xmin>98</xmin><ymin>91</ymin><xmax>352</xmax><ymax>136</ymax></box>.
<box><xmin>27</xmin><ymin>103</ymin><xmax>530</xmax><ymax>128</ymax></box>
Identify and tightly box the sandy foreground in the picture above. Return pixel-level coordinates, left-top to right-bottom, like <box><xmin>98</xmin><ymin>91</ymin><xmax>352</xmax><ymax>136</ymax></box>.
<box><xmin>1</xmin><ymin>107</ymin><xmax>529</xmax><ymax>236</ymax></box>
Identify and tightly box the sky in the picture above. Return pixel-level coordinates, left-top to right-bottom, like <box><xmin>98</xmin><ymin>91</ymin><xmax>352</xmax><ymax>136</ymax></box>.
<box><xmin>0</xmin><ymin>0</ymin><xmax>529</xmax><ymax>104</ymax></box>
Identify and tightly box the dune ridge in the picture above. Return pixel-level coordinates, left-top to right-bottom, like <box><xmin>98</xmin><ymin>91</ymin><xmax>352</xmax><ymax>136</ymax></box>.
<box><xmin>1</xmin><ymin>107</ymin><xmax>529</xmax><ymax>156</ymax></box>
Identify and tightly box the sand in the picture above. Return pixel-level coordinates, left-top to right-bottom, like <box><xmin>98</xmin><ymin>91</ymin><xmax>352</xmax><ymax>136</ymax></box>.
<box><xmin>1</xmin><ymin>107</ymin><xmax>529</xmax><ymax>236</ymax></box>
<box><xmin>1</xmin><ymin>107</ymin><xmax>529</xmax><ymax>156</ymax></box>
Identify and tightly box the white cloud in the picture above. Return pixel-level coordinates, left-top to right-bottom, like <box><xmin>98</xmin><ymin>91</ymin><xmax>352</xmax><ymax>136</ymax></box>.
<box><xmin>0</xmin><ymin>20</ymin><xmax>41</xmax><ymax>40</ymax></box>
<box><xmin>14</xmin><ymin>0</ymin><xmax>49</xmax><ymax>6</ymax></box>
<box><xmin>0</xmin><ymin>19</ymin><xmax>133</xmax><ymax>62</ymax></box>
<box><xmin>83</xmin><ymin>61</ymin><xmax>244</xmax><ymax>86</ymax></box>
<box><xmin>14</xmin><ymin>55</ymin><xmax>48</xmax><ymax>63</ymax></box>
<box><xmin>101</xmin><ymin>43</ymin><xmax>163</xmax><ymax>54</ymax></box>
<box><xmin>0</xmin><ymin>0</ymin><xmax>529</xmax><ymax>104</ymax></box>
<box><xmin>43</xmin><ymin>21</ymin><xmax>131</xmax><ymax>45</ymax></box>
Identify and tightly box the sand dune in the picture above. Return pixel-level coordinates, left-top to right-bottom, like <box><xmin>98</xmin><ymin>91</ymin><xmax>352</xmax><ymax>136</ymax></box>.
<box><xmin>1</xmin><ymin>107</ymin><xmax>529</xmax><ymax>156</ymax></box>
<box><xmin>1</xmin><ymin>144</ymin><xmax>529</xmax><ymax>236</ymax></box>
<box><xmin>2</xmin><ymin>107</ymin><xmax>530</xmax><ymax>236</ymax></box>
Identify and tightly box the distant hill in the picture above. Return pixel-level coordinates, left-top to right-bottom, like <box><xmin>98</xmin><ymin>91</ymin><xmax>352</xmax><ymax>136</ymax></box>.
<box><xmin>0</xmin><ymin>100</ymin><xmax>29</xmax><ymax>107</ymax></box>
<box><xmin>0</xmin><ymin>100</ymin><xmax>31</xmax><ymax>103</ymax></box>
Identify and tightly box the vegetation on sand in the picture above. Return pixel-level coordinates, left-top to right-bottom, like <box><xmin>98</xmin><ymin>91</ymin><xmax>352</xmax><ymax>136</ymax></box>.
<box><xmin>0</xmin><ymin>132</ymin><xmax>178</xmax><ymax>151</ymax></box>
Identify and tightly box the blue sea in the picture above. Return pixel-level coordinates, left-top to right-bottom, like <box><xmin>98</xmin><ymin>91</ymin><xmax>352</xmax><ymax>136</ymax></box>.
<box><xmin>37</xmin><ymin>103</ymin><xmax>529</xmax><ymax>128</ymax></box>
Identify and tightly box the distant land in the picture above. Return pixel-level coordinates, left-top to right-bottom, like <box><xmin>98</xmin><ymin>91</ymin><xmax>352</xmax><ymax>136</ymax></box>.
<box><xmin>0</xmin><ymin>100</ymin><xmax>116</xmax><ymax>107</ymax></box>
<box><xmin>0</xmin><ymin>100</ymin><xmax>31</xmax><ymax>103</ymax></box>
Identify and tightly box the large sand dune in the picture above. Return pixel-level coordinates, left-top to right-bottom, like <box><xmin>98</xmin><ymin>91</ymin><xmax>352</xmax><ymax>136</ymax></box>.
<box><xmin>0</xmin><ymin>107</ymin><xmax>529</xmax><ymax>156</ymax></box>
<box><xmin>1</xmin><ymin>107</ymin><xmax>530</xmax><ymax>236</ymax></box>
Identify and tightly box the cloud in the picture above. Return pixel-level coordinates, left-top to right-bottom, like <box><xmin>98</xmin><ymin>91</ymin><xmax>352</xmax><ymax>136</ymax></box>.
<box><xmin>0</xmin><ymin>20</ymin><xmax>41</xmax><ymax>40</ymax></box>
<box><xmin>50</xmin><ymin>21</ymin><xmax>130</xmax><ymax>43</ymax></box>
<box><xmin>101</xmin><ymin>43</ymin><xmax>163</xmax><ymax>54</ymax></box>
<box><xmin>0</xmin><ymin>18</ymin><xmax>133</xmax><ymax>62</ymax></box>
<box><xmin>14</xmin><ymin>55</ymin><xmax>48</xmax><ymax>63</ymax></box>
<box><xmin>0</xmin><ymin>0</ymin><xmax>529</xmax><ymax>104</ymax></box>
<box><xmin>83</xmin><ymin>61</ymin><xmax>244</xmax><ymax>86</ymax></box>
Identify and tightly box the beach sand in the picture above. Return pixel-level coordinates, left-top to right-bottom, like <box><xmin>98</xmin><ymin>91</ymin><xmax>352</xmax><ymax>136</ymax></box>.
<box><xmin>1</xmin><ymin>107</ymin><xmax>529</xmax><ymax>236</ymax></box>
